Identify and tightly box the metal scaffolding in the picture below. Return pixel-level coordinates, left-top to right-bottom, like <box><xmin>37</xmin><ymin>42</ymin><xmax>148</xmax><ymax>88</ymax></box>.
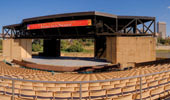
<box><xmin>1</xmin><ymin>11</ymin><xmax>156</xmax><ymax>39</ymax></box>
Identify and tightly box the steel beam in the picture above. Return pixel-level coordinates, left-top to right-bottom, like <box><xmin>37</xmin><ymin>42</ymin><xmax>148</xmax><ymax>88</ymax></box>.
<box><xmin>120</xmin><ymin>19</ymin><xmax>136</xmax><ymax>32</ymax></box>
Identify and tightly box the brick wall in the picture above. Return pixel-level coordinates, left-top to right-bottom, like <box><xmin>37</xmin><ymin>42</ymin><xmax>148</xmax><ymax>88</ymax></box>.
<box><xmin>106</xmin><ymin>36</ymin><xmax>156</xmax><ymax>67</ymax></box>
<box><xmin>2</xmin><ymin>39</ymin><xmax>32</xmax><ymax>60</ymax></box>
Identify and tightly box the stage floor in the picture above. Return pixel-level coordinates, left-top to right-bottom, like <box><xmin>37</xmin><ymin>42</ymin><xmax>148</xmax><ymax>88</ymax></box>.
<box><xmin>23</xmin><ymin>56</ymin><xmax>111</xmax><ymax>67</ymax></box>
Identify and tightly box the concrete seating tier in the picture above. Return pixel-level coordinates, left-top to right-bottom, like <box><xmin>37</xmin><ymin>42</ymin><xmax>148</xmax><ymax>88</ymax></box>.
<box><xmin>0</xmin><ymin>62</ymin><xmax>170</xmax><ymax>99</ymax></box>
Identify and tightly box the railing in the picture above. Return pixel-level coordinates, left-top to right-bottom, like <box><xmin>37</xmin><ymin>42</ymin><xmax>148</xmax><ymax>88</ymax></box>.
<box><xmin>0</xmin><ymin>68</ymin><xmax>170</xmax><ymax>100</ymax></box>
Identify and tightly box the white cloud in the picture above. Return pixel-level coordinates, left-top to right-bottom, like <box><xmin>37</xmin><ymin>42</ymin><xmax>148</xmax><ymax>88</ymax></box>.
<box><xmin>168</xmin><ymin>6</ymin><xmax>170</xmax><ymax>9</ymax></box>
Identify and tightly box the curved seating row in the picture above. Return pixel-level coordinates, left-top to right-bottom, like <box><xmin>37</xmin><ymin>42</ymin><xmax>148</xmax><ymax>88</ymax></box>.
<box><xmin>0</xmin><ymin>62</ymin><xmax>170</xmax><ymax>99</ymax></box>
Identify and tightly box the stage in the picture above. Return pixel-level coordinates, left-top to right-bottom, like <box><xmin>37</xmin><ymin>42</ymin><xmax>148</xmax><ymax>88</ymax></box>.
<box><xmin>23</xmin><ymin>56</ymin><xmax>111</xmax><ymax>67</ymax></box>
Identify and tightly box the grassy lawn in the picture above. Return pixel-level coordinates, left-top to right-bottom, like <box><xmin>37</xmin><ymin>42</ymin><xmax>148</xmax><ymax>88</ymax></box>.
<box><xmin>61</xmin><ymin>45</ymin><xmax>94</xmax><ymax>53</ymax></box>
<box><xmin>156</xmin><ymin>50</ymin><xmax>170</xmax><ymax>53</ymax></box>
<box><xmin>61</xmin><ymin>45</ymin><xmax>94</xmax><ymax>57</ymax></box>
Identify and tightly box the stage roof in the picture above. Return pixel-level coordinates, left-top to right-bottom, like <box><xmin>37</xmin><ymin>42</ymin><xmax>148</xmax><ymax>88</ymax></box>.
<box><xmin>2</xmin><ymin>11</ymin><xmax>156</xmax><ymax>39</ymax></box>
<box><xmin>23</xmin><ymin>11</ymin><xmax>118</xmax><ymax>22</ymax></box>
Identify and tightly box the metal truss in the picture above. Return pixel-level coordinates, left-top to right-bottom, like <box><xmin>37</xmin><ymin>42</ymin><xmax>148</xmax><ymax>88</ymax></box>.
<box><xmin>1</xmin><ymin>12</ymin><xmax>156</xmax><ymax>39</ymax></box>
<box><xmin>97</xmin><ymin>18</ymin><xmax>156</xmax><ymax>36</ymax></box>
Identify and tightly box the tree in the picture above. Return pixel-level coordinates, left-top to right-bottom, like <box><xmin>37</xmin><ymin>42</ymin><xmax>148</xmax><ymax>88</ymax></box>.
<box><xmin>157</xmin><ymin>38</ymin><xmax>170</xmax><ymax>45</ymax></box>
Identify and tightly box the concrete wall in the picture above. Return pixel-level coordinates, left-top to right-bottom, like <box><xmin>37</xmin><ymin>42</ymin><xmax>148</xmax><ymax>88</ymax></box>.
<box><xmin>3</xmin><ymin>39</ymin><xmax>32</xmax><ymax>60</ymax></box>
<box><xmin>106</xmin><ymin>36</ymin><xmax>156</xmax><ymax>67</ymax></box>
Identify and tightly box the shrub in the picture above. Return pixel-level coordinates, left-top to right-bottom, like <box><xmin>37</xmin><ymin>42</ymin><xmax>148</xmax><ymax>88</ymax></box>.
<box><xmin>32</xmin><ymin>43</ymin><xmax>43</xmax><ymax>52</ymax></box>
<box><xmin>61</xmin><ymin>40</ymin><xmax>68</xmax><ymax>51</ymax></box>
<box><xmin>157</xmin><ymin>38</ymin><xmax>170</xmax><ymax>45</ymax></box>
<box><xmin>66</xmin><ymin>42</ymin><xmax>84</xmax><ymax>52</ymax></box>
<box><xmin>85</xmin><ymin>41</ymin><xmax>93</xmax><ymax>46</ymax></box>
<box><xmin>32</xmin><ymin>39</ymin><xmax>43</xmax><ymax>52</ymax></box>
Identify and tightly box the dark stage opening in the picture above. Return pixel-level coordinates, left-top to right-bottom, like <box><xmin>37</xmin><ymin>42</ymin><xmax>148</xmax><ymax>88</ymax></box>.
<box><xmin>32</xmin><ymin>39</ymin><xmax>95</xmax><ymax>58</ymax></box>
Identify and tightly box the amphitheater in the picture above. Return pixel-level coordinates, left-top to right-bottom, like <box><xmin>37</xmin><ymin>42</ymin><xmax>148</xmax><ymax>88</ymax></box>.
<box><xmin>1</xmin><ymin>59</ymin><xmax>170</xmax><ymax>100</ymax></box>
<box><xmin>0</xmin><ymin>11</ymin><xmax>170</xmax><ymax>100</ymax></box>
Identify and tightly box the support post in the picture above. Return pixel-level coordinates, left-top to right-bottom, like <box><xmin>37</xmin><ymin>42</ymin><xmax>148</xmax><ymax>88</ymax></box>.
<box><xmin>94</xmin><ymin>16</ymin><xmax>97</xmax><ymax>34</ymax></box>
<box><xmin>94</xmin><ymin>37</ymin><xmax>106</xmax><ymax>59</ymax></box>
<box><xmin>133</xmin><ymin>19</ymin><xmax>137</xmax><ymax>34</ymax></box>
<box><xmin>79</xmin><ymin>83</ymin><xmax>82</xmax><ymax>100</ymax></box>
<box><xmin>116</xmin><ymin>19</ymin><xmax>118</xmax><ymax>32</ymax></box>
<box><xmin>43</xmin><ymin>39</ymin><xmax>61</xmax><ymax>57</ymax></box>
<box><xmin>135</xmin><ymin>19</ymin><xmax>137</xmax><ymax>33</ymax></box>
<box><xmin>124</xmin><ymin>29</ymin><xmax>126</xmax><ymax>33</ymax></box>
<box><xmin>154</xmin><ymin>19</ymin><xmax>156</xmax><ymax>36</ymax></box>
<box><xmin>2</xmin><ymin>28</ymin><xmax>4</xmax><ymax>39</ymax></box>
<box><xmin>143</xmin><ymin>22</ymin><xmax>145</xmax><ymax>33</ymax></box>
<box><xmin>140</xmin><ymin>77</ymin><xmax>142</xmax><ymax>100</ymax></box>
<box><xmin>12</xmin><ymin>80</ymin><xmax>15</xmax><ymax>100</ymax></box>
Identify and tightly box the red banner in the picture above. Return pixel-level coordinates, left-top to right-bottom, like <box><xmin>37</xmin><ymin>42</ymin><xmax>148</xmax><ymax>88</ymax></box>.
<box><xmin>27</xmin><ymin>19</ymin><xmax>92</xmax><ymax>30</ymax></box>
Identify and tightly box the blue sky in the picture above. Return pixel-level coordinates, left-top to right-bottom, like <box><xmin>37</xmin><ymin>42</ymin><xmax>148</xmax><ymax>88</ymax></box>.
<box><xmin>0</xmin><ymin>0</ymin><xmax>170</xmax><ymax>35</ymax></box>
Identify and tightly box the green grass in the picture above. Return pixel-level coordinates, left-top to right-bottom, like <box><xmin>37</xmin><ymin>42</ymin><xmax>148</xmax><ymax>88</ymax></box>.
<box><xmin>61</xmin><ymin>45</ymin><xmax>94</xmax><ymax>54</ymax></box>
<box><xmin>83</xmin><ymin>49</ymin><xmax>94</xmax><ymax>53</ymax></box>
<box><xmin>156</xmin><ymin>50</ymin><xmax>170</xmax><ymax>53</ymax></box>
<box><xmin>61</xmin><ymin>49</ymin><xmax>94</xmax><ymax>54</ymax></box>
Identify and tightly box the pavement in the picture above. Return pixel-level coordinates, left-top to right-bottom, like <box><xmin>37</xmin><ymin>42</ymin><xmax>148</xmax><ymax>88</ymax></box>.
<box><xmin>23</xmin><ymin>56</ymin><xmax>111</xmax><ymax>67</ymax></box>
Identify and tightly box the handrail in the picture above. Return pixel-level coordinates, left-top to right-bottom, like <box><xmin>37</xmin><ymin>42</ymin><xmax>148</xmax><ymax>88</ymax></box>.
<box><xmin>0</xmin><ymin>68</ymin><xmax>169</xmax><ymax>84</ymax></box>
<box><xmin>0</xmin><ymin>66</ymin><xmax>170</xmax><ymax>100</ymax></box>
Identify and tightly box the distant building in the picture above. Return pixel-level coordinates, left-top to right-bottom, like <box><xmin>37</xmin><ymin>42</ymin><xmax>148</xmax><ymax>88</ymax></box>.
<box><xmin>157</xmin><ymin>22</ymin><xmax>166</xmax><ymax>39</ymax></box>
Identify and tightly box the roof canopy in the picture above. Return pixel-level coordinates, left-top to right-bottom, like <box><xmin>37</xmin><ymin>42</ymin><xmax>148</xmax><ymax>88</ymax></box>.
<box><xmin>2</xmin><ymin>11</ymin><xmax>156</xmax><ymax>39</ymax></box>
